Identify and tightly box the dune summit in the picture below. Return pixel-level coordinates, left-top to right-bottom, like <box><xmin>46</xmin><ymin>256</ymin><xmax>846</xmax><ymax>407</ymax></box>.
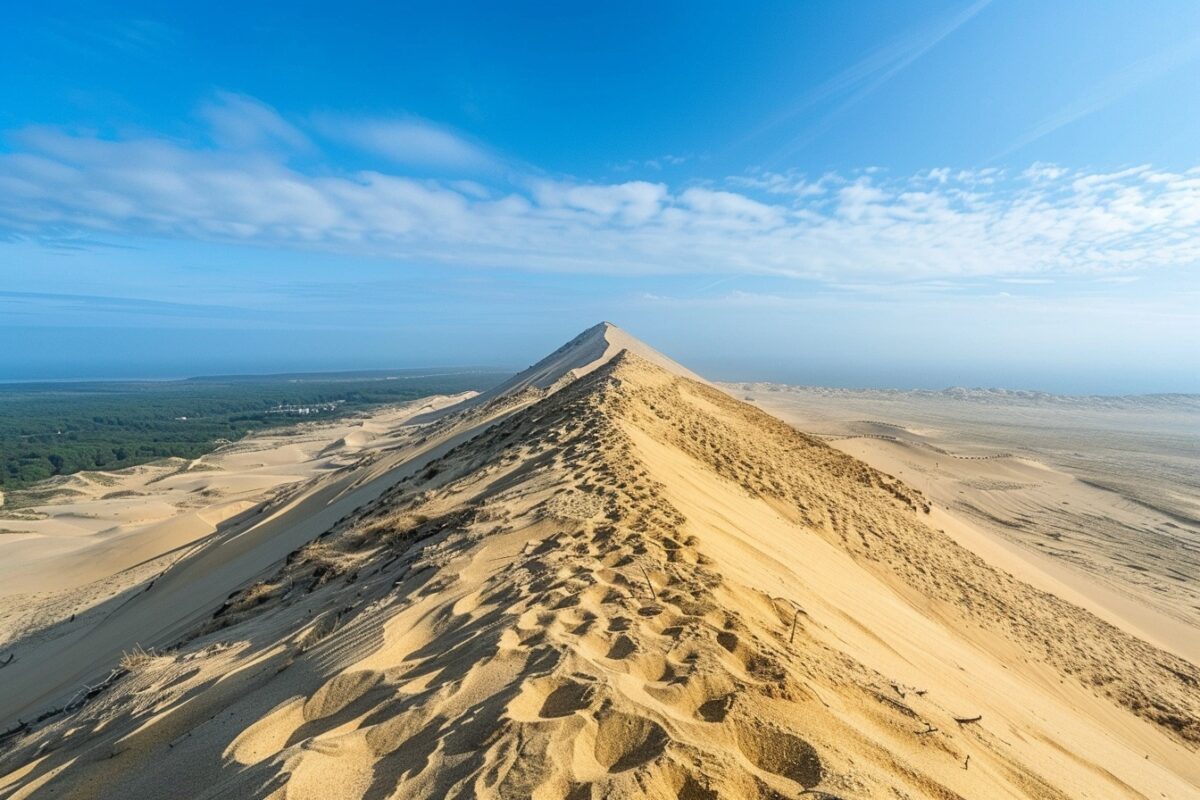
<box><xmin>1</xmin><ymin>325</ymin><xmax>1198</xmax><ymax>798</ymax></box>
<box><xmin>491</xmin><ymin>321</ymin><xmax>703</xmax><ymax>394</ymax></box>
<box><xmin>409</xmin><ymin>321</ymin><xmax>702</xmax><ymax>423</ymax></box>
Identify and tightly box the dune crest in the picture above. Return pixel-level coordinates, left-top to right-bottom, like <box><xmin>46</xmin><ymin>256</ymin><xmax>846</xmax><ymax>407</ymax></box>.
<box><xmin>1</xmin><ymin>329</ymin><xmax>1197</xmax><ymax>799</ymax></box>
<box><xmin>410</xmin><ymin>321</ymin><xmax>701</xmax><ymax>424</ymax></box>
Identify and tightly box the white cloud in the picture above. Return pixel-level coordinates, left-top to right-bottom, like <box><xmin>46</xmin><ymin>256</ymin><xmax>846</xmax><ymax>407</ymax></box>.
<box><xmin>199</xmin><ymin>92</ymin><xmax>312</xmax><ymax>152</ymax></box>
<box><xmin>317</xmin><ymin>116</ymin><xmax>495</xmax><ymax>171</ymax></box>
<box><xmin>1023</xmin><ymin>162</ymin><xmax>1068</xmax><ymax>182</ymax></box>
<box><xmin>2</xmin><ymin>101</ymin><xmax>1200</xmax><ymax>285</ymax></box>
<box><xmin>532</xmin><ymin>180</ymin><xmax>667</xmax><ymax>225</ymax></box>
<box><xmin>837</xmin><ymin>179</ymin><xmax>890</xmax><ymax>221</ymax></box>
<box><xmin>729</xmin><ymin>170</ymin><xmax>834</xmax><ymax>198</ymax></box>
<box><xmin>679</xmin><ymin>188</ymin><xmax>783</xmax><ymax>227</ymax></box>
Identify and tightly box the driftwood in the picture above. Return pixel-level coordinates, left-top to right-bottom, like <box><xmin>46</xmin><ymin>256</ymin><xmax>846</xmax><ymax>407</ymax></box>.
<box><xmin>0</xmin><ymin>667</ymin><xmax>136</xmax><ymax>746</ymax></box>
<box><xmin>0</xmin><ymin>668</ymin><xmax>129</xmax><ymax>747</ymax></box>
<box><xmin>915</xmin><ymin>723</ymin><xmax>938</xmax><ymax>735</ymax></box>
<box><xmin>954</xmin><ymin>715</ymin><xmax>982</xmax><ymax>725</ymax></box>
<box><xmin>65</xmin><ymin>668</ymin><xmax>127</xmax><ymax>712</ymax></box>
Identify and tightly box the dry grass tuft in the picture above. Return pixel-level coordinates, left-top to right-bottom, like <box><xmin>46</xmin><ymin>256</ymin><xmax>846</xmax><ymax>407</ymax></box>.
<box><xmin>119</xmin><ymin>644</ymin><xmax>157</xmax><ymax>671</ymax></box>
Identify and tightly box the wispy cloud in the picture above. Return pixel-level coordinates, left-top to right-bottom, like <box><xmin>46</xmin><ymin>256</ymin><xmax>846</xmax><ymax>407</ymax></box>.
<box><xmin>995</xmin><ymin>34</ymin><xmax>1200</xmax><ymax>160</ymax></box>
<box><xmin>200</xmin><ymin>92</ymin><xmax>312</xmax><ymax>152</ymax></box>
<box><xmin>315</xmin><ymin>115</ymin><xmax>497</xmax><ymax>171</ymax></box>
<box><xmin>612</xmin><ymin>154</ymin><xmax>691</xmax><ymax>172</ymax></box>
<box><xmin>0</xmin><ymin>290</ymin><xmax>260</xmax><ymax>324</ymax></box>
<box><xmin>42</xmin><ymin>17</ymin><xmax>175</xmax><ymax>59</ymax></box>
<box><xmin>2</xmin><ymin>94</ymin><xmax>1200</xmax><ymax>286</ymax></box>
<box><xmin>738</xmin><ymin>0</ymin><xmax>992</xmax><ymax>158</ymax></box>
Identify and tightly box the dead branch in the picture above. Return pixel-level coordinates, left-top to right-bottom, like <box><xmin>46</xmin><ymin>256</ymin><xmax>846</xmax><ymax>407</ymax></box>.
<box><xmin>64</xmin><ymin>668</ymin><xmax>126</xmax><ymax>712</ymax></box>
<box><xmin>638</xmin><ymin>564</ymin><xmax>658</xmax><ymax>601</ymax></box>
<box><xmin>769</xmin><ymin>596</ymin><xmax>807</xmax><ymax>643</ymax></box>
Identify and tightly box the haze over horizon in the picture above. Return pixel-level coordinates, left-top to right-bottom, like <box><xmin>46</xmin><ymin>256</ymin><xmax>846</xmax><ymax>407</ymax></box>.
<box><xmin>3</xmin><ymin>1</ymin><xmax>1199</xmax><ymax>393</ymax></box>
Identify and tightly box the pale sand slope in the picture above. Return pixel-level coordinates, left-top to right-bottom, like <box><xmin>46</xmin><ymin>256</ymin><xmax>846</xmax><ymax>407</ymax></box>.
<box><xmin>0</xmin><ymin>392</ymin><xmax>476</xmax><ymax>723</ymax></box>
<box><xmin>2</xmin><ymin>338</ymin><xmax>1197</xmax><ymax>799</ymax></box>
<box><xmin>730</xmin><ymin>384</ymin><xmax>1200</xmax><ymax>663</ymax></box>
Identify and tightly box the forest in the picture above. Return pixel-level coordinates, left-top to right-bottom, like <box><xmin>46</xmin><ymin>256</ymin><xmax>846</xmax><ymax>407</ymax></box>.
<box><xmin>0</xmin><ymin>369</ymin><xmax>506</xmax><ymax>491</ymax></box>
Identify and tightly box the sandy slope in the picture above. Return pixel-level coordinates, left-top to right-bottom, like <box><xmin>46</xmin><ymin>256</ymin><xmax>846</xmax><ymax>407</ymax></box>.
<box><xmin>1</xmin><ymin>329</ymin><xmax>1197</xmax><ymax>799</ymax></box>
<box><xmin>0</xmin><ymin>393</ymin><xmax>474</xmax><ymax>723</ymax></box>
<box><xmin>731</xmin><ymin>384</ymin><xmax>1200</xmax><ymax>663</ymax></box>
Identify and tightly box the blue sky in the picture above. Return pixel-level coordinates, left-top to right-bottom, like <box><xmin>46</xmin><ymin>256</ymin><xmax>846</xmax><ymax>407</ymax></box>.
<box><xmin>2</xmin><ymin>1</ymin><xmax>1199</xmax><ymax>392</ymax></box>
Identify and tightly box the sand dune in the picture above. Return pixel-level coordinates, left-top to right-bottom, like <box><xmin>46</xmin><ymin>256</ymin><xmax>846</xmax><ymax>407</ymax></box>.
<box><xmin>0</xmin><ymin>392</ymin><xmax>476</xmax><ymax>710</ymax></box>
<box><xmin>733</xmin><ymin>383</ymin><xmax>1200</xmax><ymax>662</ymax></box>
<box><xmin>1</xmin><ymin>327</ymin><xmax>1197</xmax><ymax>798</ymax></box>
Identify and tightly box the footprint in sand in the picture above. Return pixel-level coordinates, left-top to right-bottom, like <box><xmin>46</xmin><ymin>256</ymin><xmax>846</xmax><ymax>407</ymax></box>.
<box><xmin>507</xmin><ymin>674</ymin><xmax>597</xmax><ymax>721</ymax></box>
<box><xmin>302</xmin><ymin>670</ymin><xmax>382</xmax><ymax>722</ymax></box>
<box><xmin>734</xmin><ymin>719</ymin><xmax>824</xmax><ymax>789</ymax></box>
<box><xmin>605</xmin><ymin>634</ymin><xmax>637</xmax><ymax>660</ymax></box>
<box><xmin>589</xmin><ymin>708</ymin><xmax>668</xmax><ymax>773</ymax></box>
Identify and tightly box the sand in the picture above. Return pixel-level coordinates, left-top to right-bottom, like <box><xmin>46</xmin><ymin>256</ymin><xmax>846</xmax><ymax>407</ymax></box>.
<box><xmin>730</xmin><ymin>383</ymin><xmax>1200</xmax><ymax>663</ymax></box>
<box><xmin>0</xmin><ymin>325</ymin><xmax>1196</xmax><ymax>799</ymax></box>
<box><xmin>0</xmin><ymin>393</ymin><xmax>474</xmax><ymax>716</ymax></box>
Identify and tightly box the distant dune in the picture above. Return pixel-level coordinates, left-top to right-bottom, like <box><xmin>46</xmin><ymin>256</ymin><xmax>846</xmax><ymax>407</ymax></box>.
<box><xmin>1</xmin><ymin>326</ymin><xmax>1197</xmax><ymax>798</ymax></box>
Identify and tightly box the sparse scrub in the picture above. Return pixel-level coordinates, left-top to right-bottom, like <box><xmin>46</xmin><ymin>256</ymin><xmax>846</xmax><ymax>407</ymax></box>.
<box><xmin>119</xmin><ymin>644</ymin><xmax>157</xmax><ymax>671</ymax></box>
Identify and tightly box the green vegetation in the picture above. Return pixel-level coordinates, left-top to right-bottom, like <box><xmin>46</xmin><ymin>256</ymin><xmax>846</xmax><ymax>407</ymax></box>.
<box><xmin>0</xmin><ymin>369</ymin><xmax>507</xmax><ymax>491</ymax></box>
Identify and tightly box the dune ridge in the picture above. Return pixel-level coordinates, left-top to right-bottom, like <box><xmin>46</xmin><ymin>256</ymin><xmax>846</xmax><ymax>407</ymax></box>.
<box><xmin>1</xmin><ymin>330</ymin><xmax>1197</xmax><ymax>798</ymax></box>
<box><xmin>409</xmin><ymin>321</ymin><xmax>702</xmax><ymax>424</ymax></box>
